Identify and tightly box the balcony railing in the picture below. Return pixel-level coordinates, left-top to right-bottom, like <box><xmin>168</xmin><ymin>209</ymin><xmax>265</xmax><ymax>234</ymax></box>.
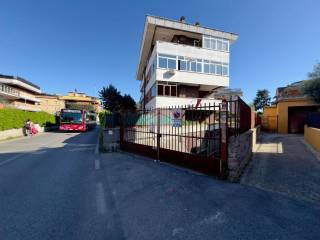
<box><xmin>276</xmin><ymin>94</ymin><xmax>308</xmax><ymax>101</ymax></box>
<box><xmin>0</xmin><ymin>83</ymin><xmax>20</xmax><ymax>98</ymax></box>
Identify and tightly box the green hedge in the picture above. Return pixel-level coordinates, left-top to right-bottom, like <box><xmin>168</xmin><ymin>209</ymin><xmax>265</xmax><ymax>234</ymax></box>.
<box><xmin>0</xmin><ymin>108</ymin><xmax>56</xmax><ymax>131</ymax></box>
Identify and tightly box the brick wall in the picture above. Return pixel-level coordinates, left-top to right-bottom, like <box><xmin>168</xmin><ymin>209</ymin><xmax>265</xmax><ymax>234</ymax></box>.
<box><xmin>228</xmin><ymin>130</ymin><xmax>253</xmax><ymax>182</ymax></box>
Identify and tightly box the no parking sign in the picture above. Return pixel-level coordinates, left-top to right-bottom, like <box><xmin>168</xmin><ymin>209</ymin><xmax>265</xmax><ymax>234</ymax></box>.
<box><xmin>171</xmin><ymin>108</ymin><xmax>182</xmax><ymax>127</ymax></box>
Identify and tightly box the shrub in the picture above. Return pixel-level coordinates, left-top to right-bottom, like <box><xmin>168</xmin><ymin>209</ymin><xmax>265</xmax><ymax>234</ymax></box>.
<box><xmin>0</xmin><ymin>107</ymin><xmax>56</xmax><ymax>131</ymax></box>
<box><xmin>302</xmin><ymin>78</ymin><xmax>320</xmax><ymax>104</ymax></box>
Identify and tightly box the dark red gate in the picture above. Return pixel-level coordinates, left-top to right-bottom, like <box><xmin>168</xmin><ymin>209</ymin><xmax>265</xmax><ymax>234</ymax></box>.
<box><xmin>119</xmin><ymin>99</ymin><xmax>250</xmax><ymax>178</ymax></box>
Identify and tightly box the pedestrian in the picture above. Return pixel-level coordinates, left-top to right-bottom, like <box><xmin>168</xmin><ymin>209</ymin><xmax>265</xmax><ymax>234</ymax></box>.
<box><xmin>25</xmin><ymin>119</ymin><xmax>32</xmax><ymax>136</ymax></box>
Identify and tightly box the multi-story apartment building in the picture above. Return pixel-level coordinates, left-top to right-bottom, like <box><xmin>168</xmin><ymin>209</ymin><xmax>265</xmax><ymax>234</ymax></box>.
<box><xmin>0</xmin><ymin>74</ymin><xmax>41</xmax><ymax>111</ymax></box>
<box><xmin>137</xmin><ymin>16</ymin><xmax>238</xmax><ymax>109</ymax></box>
<box><xmin>36</xmin><ymin>94</ymin><xmax>66</xmax><ymax>115</ymax></box>
<box><xmin>60</xmin><ymin>91</ymin><xmax>101</xmax><ymax>112</ymax></box>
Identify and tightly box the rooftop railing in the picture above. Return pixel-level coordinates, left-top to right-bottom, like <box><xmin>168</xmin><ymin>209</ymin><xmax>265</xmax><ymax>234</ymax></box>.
<box><xmin>0</xmin><ymin>83</ymin><xmax>20</xmax><ymax>97</ymax></box>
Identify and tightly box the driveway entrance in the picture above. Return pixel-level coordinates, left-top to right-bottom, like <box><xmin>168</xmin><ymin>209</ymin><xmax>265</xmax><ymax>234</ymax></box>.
<box><xmin>241</xmin><ymin>133</ymin><xmax>320</xmax><ymax>203</ymax></box>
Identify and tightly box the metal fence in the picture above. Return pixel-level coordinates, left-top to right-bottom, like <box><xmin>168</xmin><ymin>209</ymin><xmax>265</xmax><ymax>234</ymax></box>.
<box><xmin>117</xmin><ymin>98</ymin><xmax>251</xmax><ymax>177</ymax></box>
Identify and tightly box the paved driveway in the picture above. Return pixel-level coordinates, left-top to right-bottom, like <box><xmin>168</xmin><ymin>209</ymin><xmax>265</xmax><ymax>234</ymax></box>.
<box><xmin>98</xmin><ymin>152</ymin><xmax>320</xmax><ymax>240</ymax></box>
<box><xmin>241</xmin><ymin>133</ymin><xmax>320</xmax><ymax>203</ymax></box>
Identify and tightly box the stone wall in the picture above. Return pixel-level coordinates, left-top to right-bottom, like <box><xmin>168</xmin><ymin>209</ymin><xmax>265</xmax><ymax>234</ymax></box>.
<box><xmin>0</xmin><ymin>126</ymin><xmax>58</xmax><ymax>141</ymax></box>
<box><xmin>228</xmin><ymin>130</ymin><xmax>253</xmax><ymax>182</ymax></box>
<box><xmin>102</xmin><ymin>127</ymin><xmax>120</xmax><ymax>152</ymax></box>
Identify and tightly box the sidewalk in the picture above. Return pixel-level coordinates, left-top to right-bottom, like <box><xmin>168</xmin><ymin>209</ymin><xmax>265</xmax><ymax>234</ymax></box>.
<box><xmin>241</xmin><ymin>133</ymin><xmax>320</xmax><ymax>203</ymax></box>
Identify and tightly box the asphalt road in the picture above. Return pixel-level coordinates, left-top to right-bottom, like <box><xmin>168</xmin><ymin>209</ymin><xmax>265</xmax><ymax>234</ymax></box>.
<box><xmin>0</xmin><ymin>129</ymin><xmax>123</xmax><ymax>240</ymax></box>
<box><xmin>0</xmin><ymin>130</ymin><xmax>320</xmax><ymax>240</ymax></box>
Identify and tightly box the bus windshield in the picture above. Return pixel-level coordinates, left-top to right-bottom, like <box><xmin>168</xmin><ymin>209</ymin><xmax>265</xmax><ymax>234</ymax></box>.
<box><xmin>61</xmin><ymin>111</ymin><xmax>83</xmax><ymax>124</ymax></box>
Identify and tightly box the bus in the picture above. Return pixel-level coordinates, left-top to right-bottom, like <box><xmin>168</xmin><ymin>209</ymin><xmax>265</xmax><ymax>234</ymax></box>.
<box><xmin>59</xmin><ymin>109</ymin><xmax>97</xmax><ymax>132</ymax></box>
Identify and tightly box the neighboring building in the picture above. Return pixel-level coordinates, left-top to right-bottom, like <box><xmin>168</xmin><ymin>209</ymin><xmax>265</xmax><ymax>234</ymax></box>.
<box><xmin>0</xmin><ymin>74</ymin><xmax>41</xmax><ymax>111</ymax></box>
<box><xmin>137</xmin><ymin>15</ymin><xmax>238</xmax><ymax>109</ymax></box>
<box><xmin>36</xmin><ymin>94</ymin><xmax>66</xmax><ymax>115</ymax></box>
<box><xmin>263</xmin><ymin>81</ymin><xmax>320</xmax><ymax>133</ymax></box>
<box><xmin>60</xmin><ymin>91</ymin><xmax>101</xmax><ymax>112</ymax></box>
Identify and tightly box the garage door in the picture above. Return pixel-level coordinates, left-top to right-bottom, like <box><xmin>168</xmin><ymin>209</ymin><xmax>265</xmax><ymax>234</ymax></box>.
<box><xmin>288</xmin><ymin>106</ymin><xmax>319</xmax><ymax>133</ymax></box>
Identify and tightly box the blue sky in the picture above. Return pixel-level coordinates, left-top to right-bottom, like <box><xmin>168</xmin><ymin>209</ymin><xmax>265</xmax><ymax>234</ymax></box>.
<box><xmin>0</xmin><ymin>0</ymin><xmax>319</xmax><ymax>103</ymax></box>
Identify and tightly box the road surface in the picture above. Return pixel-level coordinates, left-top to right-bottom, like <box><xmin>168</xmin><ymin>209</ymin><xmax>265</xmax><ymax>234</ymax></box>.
<box><xmin>0</xmin><ymin>130</ymin><xmax>319</xmax><ymax>240</ymax></box>
<box><xmin>0</xmin><ymin>129</ymin><xmax>123</xmax><ymax>240</ymax></box>
<box><xmin>241</xmin><ymin>133</ymin><xmax>320</xmax><ymax>203</ymax></box>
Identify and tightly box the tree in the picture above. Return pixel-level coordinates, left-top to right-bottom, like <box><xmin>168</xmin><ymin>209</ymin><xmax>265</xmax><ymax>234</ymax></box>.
<box><xmin>302</xmin><ymin>78</ymin><xmax>320</xmax><ymax>103</ymax></box>
<box><xmin>99</xmin><ymin>84</ymin><xmax>136</xmax><ymax>112</ymax></box>
<box><xmin>120</xmin><ymin>94</ymin><xmax>136</xmax><ymax>111</ymax></box>
<box><xmin>308</xmin><ymin>62</ymin><xmax>320</xmax><ymax>79</ymax></box>
<box><xmin>65</xmin><ymin>103</ymin><xmax>95</xmax><ymax>111</ymax></box>
<box><xmin>99</xmin><ymin>84</ymin><xmax>122</xmax><ymax>112</ymax></box>
<box><xmin>253</xmin><ymin>89</ymin><xmax>271</xmax><ymax>112</ymax></box>
<box><xmin>302</xmin><ymin>63</ymin><xmax>320</xmax><ymax>104</ymax></box>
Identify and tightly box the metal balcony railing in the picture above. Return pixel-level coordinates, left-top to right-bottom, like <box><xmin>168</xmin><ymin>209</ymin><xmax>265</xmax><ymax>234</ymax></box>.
<box><xmin>0</xmin><ymin>83</ymin><xmax>20</xmax><ymax>97</ymax></box>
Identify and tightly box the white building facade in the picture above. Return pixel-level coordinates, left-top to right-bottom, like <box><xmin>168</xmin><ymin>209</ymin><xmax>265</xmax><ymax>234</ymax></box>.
<box><xmin>0</xmin><ymin>74</ymin><xmax>42</xmax><ymax>111</ymax></box>
<box><xmin>137</xmin><ymin>16</ymin><xmax>238</xmax><ymax>109</ymax></box>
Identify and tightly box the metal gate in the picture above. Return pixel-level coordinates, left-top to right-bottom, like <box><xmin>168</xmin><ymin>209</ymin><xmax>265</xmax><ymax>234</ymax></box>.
<box><xmin>119</xmin><ymin>99</ymin><xmax>250</xmax><ymax>178</ymax></box>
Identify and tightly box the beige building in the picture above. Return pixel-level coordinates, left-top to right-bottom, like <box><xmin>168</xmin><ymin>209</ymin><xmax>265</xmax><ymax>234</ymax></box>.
<box><xmin>0</xmin><ymin>74</ymin><xmax>41</xmax><ymax>111</ymax></box>
<box><xmin>263</xmin><ymin>81</ymin><xmax>320</xmax><ymax>133</ymax></box>
<box><xmin>36</xmin><ymin>94</ymin><xmax>66</xmax><ymax>115</ymax></box>
<box><xmin>60</xmin><ymin>91</ymin><xmax>101</xmax><ymax>112</ymax></box>
<box><xmin>0</xmin><ymin>74</ymin><xmax>101</xmax><ymax>114</ymax></box>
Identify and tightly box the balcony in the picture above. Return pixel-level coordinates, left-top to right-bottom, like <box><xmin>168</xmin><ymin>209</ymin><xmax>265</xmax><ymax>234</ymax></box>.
<box><xmin>0</xmin><ymin>83</ymin><xmax>20</xmax><ymax>99</ymax></box>
<box><xmin>146</xmin><ymin>96</ymin><xmax>221</xmax><ymax>109</ymax></box>
<box><xmin>156</xmin><ymin>41</ymin><xmax>229</xmax><ymax>63</ymax></box>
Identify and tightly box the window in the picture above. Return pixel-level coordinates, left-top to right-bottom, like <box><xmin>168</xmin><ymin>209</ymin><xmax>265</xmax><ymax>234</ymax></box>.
<box><xmin>165</xmin><ymin>86</ymin><xmax>170</xmax><ymax>96</ymax></box>
<box><xmin>222</xmin><ymin>41</ymin><xmax>229</xmax><ymax>51</ymax></box>
<box><xmin>158</xmin><ymin>85</ymin><xmax>164</xmax><ymax>95</ymax></box>
<box><xmin>159</xmin><ymin>57</ymin><xmax>167</xmax><ymax>68</ymax></box>
<box><xmin>216</xmin><ymin>64</ymin><xmax>222</xmax><ymax>75</ymax></box>
<box><xmin>157</xmin><ymin>52</ymin><xmax>229</xmax><ymax>77</ymax></box>
<box><xmin>211</xmin><ymin>38</ymin><xmax>217</xmax><ymax>50</ymax></box>
<box><xmin>178</xmin><ymin>56</ymin><xmax>187</xmax><ymax>71</ymax></box>
<box><xmin>196</xmin><ymin>59</ymin><xmax>202</xmax><ymax>72</ymax></box>
<box><xmin>202</xmin><ymin>35</ymin><xmax>229</xmax><ymax>52</ymax></box>
<box><xmin>203</xmin><ymin>60</ymin><xmax>210</xmax><ymax>73</ymax></box>
<box><xmin>168</xmin><ymin>58</ymin><xmax>176</xmax><ymax>69</ymax></box>
<box><xmin>203</xmin><ymin>38</ymin><xmax>211</xmax><ymax>49</ymax></box>
<box><xmin>171</xmin><ymin>86</ymin><xmax>177</xmax><ymax>96</ymax></box>
<box><xmin>189</xmin><ymin>60</ymin><xmax>196</xmax><ymax>72</ymax></box>
<box><xmin>210</xmin><ymin>62</ymin><xmax>216</xmax><ymax>74</ymax></box>
<box><xmin>217</xmin><ymin>40</ymin><xmax>222</xmax><ymax>51</ymax></box>
<box><xmin>222</xmin><ymin>65</ymin><xmax>229</xmax><ymax>76</ymax></box>
<box><xmin>158</xmin><ymin>54</ymin><xmax>177</xmax><ymax>69</ymax></box>
<box><xmin>157</xmin><ymin>83</ymin><xmax>177</xmax><ymax>97</ymax></box>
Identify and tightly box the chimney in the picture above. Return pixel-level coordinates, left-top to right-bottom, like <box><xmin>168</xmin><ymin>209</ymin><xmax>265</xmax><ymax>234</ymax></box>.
<box><xmin>179</xmin><ymin>16</ymin><xmax>186</xmax><ymax>23</ymax></box>
<box><xmin>195</xmin><ymin>22</ymin><xmax>200</xmax><ymax>26</ymax></box>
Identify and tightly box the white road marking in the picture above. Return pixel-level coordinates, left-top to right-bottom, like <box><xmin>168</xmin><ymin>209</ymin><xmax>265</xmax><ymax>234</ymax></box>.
<box><xmin>95</xmin><ymin>159</ymin><xmax>100</xmax><ymax>170</ymax></box>
<box><xmin>67</xmin><ymin>143</ymin><xmax>96</xmax><ymax>147</ymax></box>
<box><xmin>68</xmin><ymin>147</ymin><xmax>95</xmax><ymax>152</ymax></box>
<box><xmin>96</xmin><ymin>182</ymin><xmax>106</xmax><ymax>214</ymax></box>
<box><xmin>95</xmin><ymin>133</ymin><xmax>100</xmax><ymax>155</ymax></box>
<box><xmin>0</xmin><ymin>154</ymin><xmax>23</xmax><ymax>167</ymax></box>
<box><xmin>172</xmin><ymin>227</ymin><xmax>184</xmax><ymax>236</ymax></box>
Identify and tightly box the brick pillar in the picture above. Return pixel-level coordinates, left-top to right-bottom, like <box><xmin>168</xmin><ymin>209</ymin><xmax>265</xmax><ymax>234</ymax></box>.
<box><xmin>251</xmin><ymin>107</ymin><xmax>255</xmax><ymax>129</ymax></box>
<box><xmin>220</xmin><ymin>100</ymin><xmax>228</xmax><ymax>179</ymax></box>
